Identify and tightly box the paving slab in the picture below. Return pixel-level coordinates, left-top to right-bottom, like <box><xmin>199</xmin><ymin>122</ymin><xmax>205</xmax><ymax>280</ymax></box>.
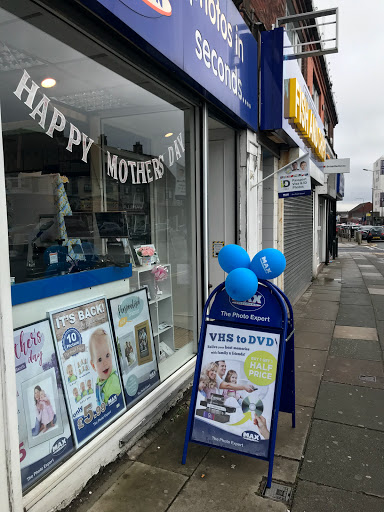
<box><xmin>300</xmin><ymin>420</ymin><xmax>384</xmax><ymax>497</ymax></box>
<box><xmin>376</xmin><ymin>320</ymin><xmax>384</xmax><ymax>351</ymax></box>
<box><xmin>336</xmin><ymin>305</ymin><xmax>376</xmax><ymax>327</ymax></box>
<box><xmin>314</xmin><ymin>381</ymin><xmax>384</xmax><ymax>430</ymax></box>
<box><xmin>368</xmin><ymin>288</ymin><xmax>384</xmax><ymax>295</ymax></box>
<box><xmin>166</xmin><ymin>450</ymin><xmax>298</xmax><ymax>512</ymax></box>
<box><xmin>341</xmin><ymin>281</ymin><xmax>366</xmax><ymax>287</ymax></box>
<box><xmin>307</xmin><ymin>292</ymin><xmax>340</xmax><ymax>302</ymax></box>
<box><xmin>329</xmin><ymin>338</ymin><xmax>382</xmax><ymax>361</ymax></box>
<box><xmin>295</xmin><ymin>371</ymin><xmax>322</xmax><ymax>407</ymax></box>
<box><xmin>295</xmin><ymin>348</ymin><xmax>328</xmax><ymax>374</ymax></box>
<box><xmin>333</xmin><ymin>325</ymin><xmax>378</xmax><ymax>340</ymax></box>
<box><xmin>138</xmin><ymin>411</ymin><xmax>209</xmax><ymax>476</ymax></box>
<box><xmin>237</xmin><ymin>493</ymin><xmax>288</xmax><ymax>512</ymax></box>
<box><xmin>324</xmin><ymin>356</ymin><xmax>384</xmax><ymax>389</ymax></box>
<box><xmin>295</xmin><ymin>332</ymin><xmax>332</xmax><ymax>351</ymax></box>
<box><xmin>275</xmin><ymin>407</ymin><xmax>312</xmax><ymax>460</ymax></box>
<box><xmin>295</xmin><ymin>318</ymin><xmax>335</xmax><ymax>334</ymax></box>
<box><xmin>297</xmin><ymin>301</ymin><xmax>338</xmax><ymax>321</ymax></box>
<box><xmin>338</xmin><ymin>287</ymin><xmax>368</xmax><ymax>294</ymax></box>
<box><xmin>362</xmin><ymin>272</ymin><xmax>383</xmax><ymax>277</ymax></box>
<box><xmin>358</xmin><ymin>264</ymin><xmax>376</xmax><ymax>268</ymax></box>
<box><xmin>292</xmin><ymin>480</ymin><xmax>384</xmax><ymax>512</ymax></box>
<box><xmin>371</xmin><ymin>298</ymin><xmax>384</xmax><ymax>319</ymax></box>
<box><xmin>340</xmin><ymin>293</ymin><xmax>372</xmax><ymax>306</ymax></box>
<box><xmin>87</xmin><ymin>462</ymin><xmax>187</xmax><ymax>512</ymax></box>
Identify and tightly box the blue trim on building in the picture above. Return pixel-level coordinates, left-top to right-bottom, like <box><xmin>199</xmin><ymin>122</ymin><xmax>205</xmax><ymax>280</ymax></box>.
<box><xmin>11</xmin><ymin>266</ymin><xmax>132</xmax><ymax>306</ymax></box>
<box><xmin>260</xmin><ymin>28</ymin><xmax>284</xmax><ymax>131</ymax></box>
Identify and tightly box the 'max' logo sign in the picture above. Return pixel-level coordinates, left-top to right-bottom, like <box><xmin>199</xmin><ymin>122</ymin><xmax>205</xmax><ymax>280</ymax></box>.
<box><xmin>123</xmin><ymin>0</ymin><xmax>172</xmax><ymax>16</ymax></box>
<box><xmin>231</xmin><ymin>292</ymin><xmax>266</xmax><ymax>311</ymax></box>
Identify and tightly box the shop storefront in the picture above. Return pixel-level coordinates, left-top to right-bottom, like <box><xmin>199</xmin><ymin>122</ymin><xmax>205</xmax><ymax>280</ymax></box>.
<box><xmin>260</xmin><ymin>27</ymin><xmax>327</xmax><ymax>303</ymax></box>
<box><xmin>0</xmin><ymin>0</ymin><xmax>258</xmax><ymax>510</ymax></box>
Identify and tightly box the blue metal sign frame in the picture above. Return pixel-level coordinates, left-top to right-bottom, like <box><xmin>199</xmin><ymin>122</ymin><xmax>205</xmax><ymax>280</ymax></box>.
<box><xmin>182</xmin><ymin>279</ymin><xmax>295</xmax><ymax>488</ymax></box>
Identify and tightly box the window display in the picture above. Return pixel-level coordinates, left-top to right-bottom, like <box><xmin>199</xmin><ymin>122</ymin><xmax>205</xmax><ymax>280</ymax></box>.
<box><xmin>2</xmin><ymin>1</ymin><xmax>197</xmax><ymax>382</ymax></box>
<box><xmin>2</xmin><ymin>0</ymin><xmax>198</xmax><ymax>491</ymax></box>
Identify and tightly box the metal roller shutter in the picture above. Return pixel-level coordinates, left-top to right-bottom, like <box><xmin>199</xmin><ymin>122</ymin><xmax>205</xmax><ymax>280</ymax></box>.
<box><xmin>284</xmin><ymin>194</ymin><xmax>313</xmax><ymax>303</ymax></box>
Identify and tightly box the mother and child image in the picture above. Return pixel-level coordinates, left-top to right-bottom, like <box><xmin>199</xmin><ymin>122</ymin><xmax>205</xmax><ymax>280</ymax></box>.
<box><xmin>32</xmin><ymin>385</ymin><xmax>56</xmax><ymax>436</ymax></box>
<box><xmin>198</xmin><ymin>360</ymin><xmax>254</xmax><ymax>402</ymax></box>
<box><xmin>89</xmin><ymin>327</ymin><xmax>121</xmax><ymax>406</ymax></box>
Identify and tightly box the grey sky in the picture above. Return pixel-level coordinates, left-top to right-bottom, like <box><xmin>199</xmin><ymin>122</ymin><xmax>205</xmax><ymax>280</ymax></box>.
<box><xmin>313</xmin><ymin>0</ymin><xmax>384</xmax><ymax>211</ymax></box>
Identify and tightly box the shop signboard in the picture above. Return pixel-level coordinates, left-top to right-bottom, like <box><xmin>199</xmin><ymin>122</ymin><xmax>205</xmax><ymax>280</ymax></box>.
<box><xmin>108</xmin><ymin>289</ymin><xmax>160</xmax><ymax>407</ymax></box>
<box><xmin>278</xmin><ymin>154</ymin><xmax>311</xmax><ymax>198</ymax></box>
<box><xmin>190</xmin><ymin>322</ymin><xmax>280</xmax><ymax>458</ymax></box>
<box><xmin>183</xmin><ymin>281</ymin><xmax>294</xmax><ymax>487</ymax></box>
<box><xmin>81</xmin><ymin>0</ymin><xmax>258</xmax><ymax>131</ymax></box>
<box><xmin>49</xmin><ymin>297</ymin><xmax>125</xmax><ymax>448</ymax></box>
<box><xmin>321</xmin><ymin>158</ymin><xmax>350</xmax><ymax>174</ymax></box>
<box><xmin>260</xmin><ymin>28</ymin><xmax>326</xmax><ymax>162</ymax></box>
<box><xmin>14</xmin><ymin>319</ymin><xmax>74</xmax><ymax>491</ymax></box>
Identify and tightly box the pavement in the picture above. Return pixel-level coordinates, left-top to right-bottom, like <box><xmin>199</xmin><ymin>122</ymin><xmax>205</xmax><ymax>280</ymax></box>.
<box><xmin>63</xmin><ymin>239</ymin><xmax>384</xmax><ymax>512</ymax></box>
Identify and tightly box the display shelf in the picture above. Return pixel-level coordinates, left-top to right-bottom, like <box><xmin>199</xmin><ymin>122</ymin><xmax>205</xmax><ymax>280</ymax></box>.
<box><xmin>130</xmin><ymin>264</ymin><xmax>174</xmax><ymax>362</ymax></box>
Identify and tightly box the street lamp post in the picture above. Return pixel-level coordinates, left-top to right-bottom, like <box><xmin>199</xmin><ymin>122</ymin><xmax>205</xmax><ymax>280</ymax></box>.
<box><xmin>363</xmin><ymin>168</ymin><xmax>374</xmax><ymax>225</ymax></box>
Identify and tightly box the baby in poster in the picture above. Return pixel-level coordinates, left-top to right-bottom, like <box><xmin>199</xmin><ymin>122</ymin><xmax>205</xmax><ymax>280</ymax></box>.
<box><xmin>50</xmin><ymin>297</ymin><xmax>125</xmax><ymax>448</ymax></box>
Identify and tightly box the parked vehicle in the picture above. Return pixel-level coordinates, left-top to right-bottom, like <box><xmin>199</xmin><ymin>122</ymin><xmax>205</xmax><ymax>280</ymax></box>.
<box><xmin>367</xmin><ymin>227</ymin><xmax>384</xmax><ymax>242</ymax></box>
<box><xmin>355</xmin><ymin>226</ymin><xmax>371</xmax><ymax>240</ymax></box>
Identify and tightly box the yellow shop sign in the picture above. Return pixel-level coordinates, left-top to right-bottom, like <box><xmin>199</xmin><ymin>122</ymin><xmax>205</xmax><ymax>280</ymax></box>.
<box><xmin>285</xmin><ymin>78</ymin><xmax>326</xmax><ymax>162</ymax></box>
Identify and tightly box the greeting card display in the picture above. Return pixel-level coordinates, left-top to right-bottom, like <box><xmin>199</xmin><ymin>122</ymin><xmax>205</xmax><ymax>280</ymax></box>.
<box><xmin>109</xmin><ymin>289</ymin><xmax>159</xmax><ymax>408</ymax></box>
<box><xmin>14</xmin><ymin>319</ymin><xmax>74</xmax><ymax>491</ymax></box>
<box><xmin>49</xmin><ymin>297</ymin><xmax>125</xmax><ymax>447</ymax></box>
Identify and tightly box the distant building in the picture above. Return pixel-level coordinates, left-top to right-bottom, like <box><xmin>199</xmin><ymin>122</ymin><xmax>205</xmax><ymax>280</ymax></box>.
<box><xmin>347</xmin><ymin>202</ymin><xmax>372</xmax><ymax>223</ymax></box>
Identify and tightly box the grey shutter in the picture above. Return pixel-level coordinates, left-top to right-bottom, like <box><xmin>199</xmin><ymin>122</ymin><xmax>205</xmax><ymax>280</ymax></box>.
<box><xmin>283</xmin><ymin>194</ymin><xmax>313</xmax><ymax>303</ymax></box>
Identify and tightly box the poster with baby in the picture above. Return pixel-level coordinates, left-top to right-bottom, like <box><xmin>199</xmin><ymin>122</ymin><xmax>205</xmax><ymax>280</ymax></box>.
<box><xmin>14</xmin><ymin>319</ymin><xmax>74</xmax><ymax>491</ymax></box>
<box><xmin>191</xmin><ymin>322</ymin><xmax>280</xmax><ymax>458</ymax></box>
<box><xmin>49</xmin><ymin>297</ymin><xmax>125</xmax><ymax>448</ymax></box>
<box><xmin>108</xmin><ymin>288</ymin><xmax>160</xmax><ymax>409</ymax></box>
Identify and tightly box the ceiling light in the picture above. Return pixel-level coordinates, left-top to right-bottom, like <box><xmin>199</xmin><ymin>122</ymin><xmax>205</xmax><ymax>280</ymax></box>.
<box><xmin>41</xmin><ymin>78</ymin><xmax>56</xmax><ymax>88</ymax></box>
<box><xmin>165</xmin><ymin>132</ymin><xmax>173</xmax><ymax>138</ymax></box>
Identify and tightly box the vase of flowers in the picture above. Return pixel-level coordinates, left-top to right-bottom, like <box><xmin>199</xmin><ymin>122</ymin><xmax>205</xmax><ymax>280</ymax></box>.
<box><xmin>152</xmin><ymin>265</ymin><xmax>168</xmax><ymax>297</ymax></box>
<box><xmin>137</xmin><ymin>245</ymin><xmax>155</xmax><ymax>267</ymax></box>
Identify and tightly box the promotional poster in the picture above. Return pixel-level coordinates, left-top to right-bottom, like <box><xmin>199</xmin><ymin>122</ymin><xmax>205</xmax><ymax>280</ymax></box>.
<box><xmin>14</xmin><ymin>319</ymin><xmax>74</xmax><ymax>491</ymax></box>
<box><xmin>278</xmin><ymin>154</ymin><xmax>311</xmax><ymax>198</ymax></box>
<box><xmin>191</xmin><ymin>323</ymin><xmax>280</xmax><ymax>458</ymax></box>
<box><xmin>49</xmin><ymin>297</ymin><xmax>125</xmax><ymax>448</ymax></box>
<box><xmin>109</xmin><ymin>289</ymin><xmax>159</xmax><ymax>408</ymax></box>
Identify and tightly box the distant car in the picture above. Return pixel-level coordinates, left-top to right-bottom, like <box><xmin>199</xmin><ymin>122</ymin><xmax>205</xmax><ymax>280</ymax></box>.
<box><xmin>367</xmin><ymin>227</ymin><xmax>384</xmax><ymax>242</ymax></box>
<box><xmin>355</xmin><ymin>226</ymin><xmax>371</xmax><ymax>240</ymax></box>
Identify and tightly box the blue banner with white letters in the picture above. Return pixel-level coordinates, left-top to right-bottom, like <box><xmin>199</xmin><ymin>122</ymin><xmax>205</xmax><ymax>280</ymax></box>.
<box><xmin>80</xmin><ymin>0</ymin><xmax>258</xmax><ymax>131</ymax></box>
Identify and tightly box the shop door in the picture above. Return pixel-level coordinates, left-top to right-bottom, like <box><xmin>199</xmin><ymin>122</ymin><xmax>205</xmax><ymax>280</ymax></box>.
<box><xmin>208</xmin><ymin>118</ymin><xmax>236</xmax><ymax>292</ymax></box>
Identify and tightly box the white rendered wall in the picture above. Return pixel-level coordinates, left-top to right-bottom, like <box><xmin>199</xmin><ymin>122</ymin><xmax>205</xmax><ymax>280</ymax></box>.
<box><xmin>0</xmin><ymin>105</ymin><xmax>24</xmax><ymax>511</ymax></box>
<box><xmin>239</xmin><ymin>130</ymin><xmax>262</xmax><ymax>256</ymax></box>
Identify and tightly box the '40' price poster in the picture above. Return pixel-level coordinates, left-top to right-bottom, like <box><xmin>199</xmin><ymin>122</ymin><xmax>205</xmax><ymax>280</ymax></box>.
<box><xmin>49</xmin><ymin>297</ymin><xmax>125</xmax><ymax>448</ymax></box>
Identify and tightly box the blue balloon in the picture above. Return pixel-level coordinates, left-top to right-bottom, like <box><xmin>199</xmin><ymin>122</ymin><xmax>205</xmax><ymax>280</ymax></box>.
<box><xmin>218</xmin><ymin>244</ymin><xmax>250</xmax><ymax>273</ymax></box>
<box><xmin>249</xmin><ymin>248</ymin><xmax>286</xmax><ymax>280</ymax></box>
<box><xmin>225</xmin><ymin>268</ymin><xmax>258</xmax><ymax>302</ymax></box>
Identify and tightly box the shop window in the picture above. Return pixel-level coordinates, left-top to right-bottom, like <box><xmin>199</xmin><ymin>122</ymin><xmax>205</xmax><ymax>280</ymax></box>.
<box><xmin>1</xmin><ymin>2</ymin><xmax>197</xmax><ymax>383</ymax></box>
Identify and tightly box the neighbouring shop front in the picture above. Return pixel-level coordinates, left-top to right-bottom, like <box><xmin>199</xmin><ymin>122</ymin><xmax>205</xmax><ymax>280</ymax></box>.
<box><xmin>0</xmin><ymin>0</ymin><xmax>258</xmax><ymax>510</ymax></box>
<box><xmin>260</xmin><ymin>27</ymin><xmax>327</xmax><ymax>304</ymax></box>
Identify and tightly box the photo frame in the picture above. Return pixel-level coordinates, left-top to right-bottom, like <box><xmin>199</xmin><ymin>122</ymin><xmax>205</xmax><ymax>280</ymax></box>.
<box><xmin>22</xmin><ymin>368</ymin><xmax>64</xmax><ymax>449</ymax></box>
<box><xmin>135</xmin><ymin>320</ymin><xmax>153</xmax><ymax>365</ymax></box>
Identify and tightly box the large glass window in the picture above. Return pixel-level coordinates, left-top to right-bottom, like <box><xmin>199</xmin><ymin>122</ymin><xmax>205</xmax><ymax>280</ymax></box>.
<box><xmin>1</xmin><ymin>2</ymin><xmax>197</xmax><ymax>379</ymax></box>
